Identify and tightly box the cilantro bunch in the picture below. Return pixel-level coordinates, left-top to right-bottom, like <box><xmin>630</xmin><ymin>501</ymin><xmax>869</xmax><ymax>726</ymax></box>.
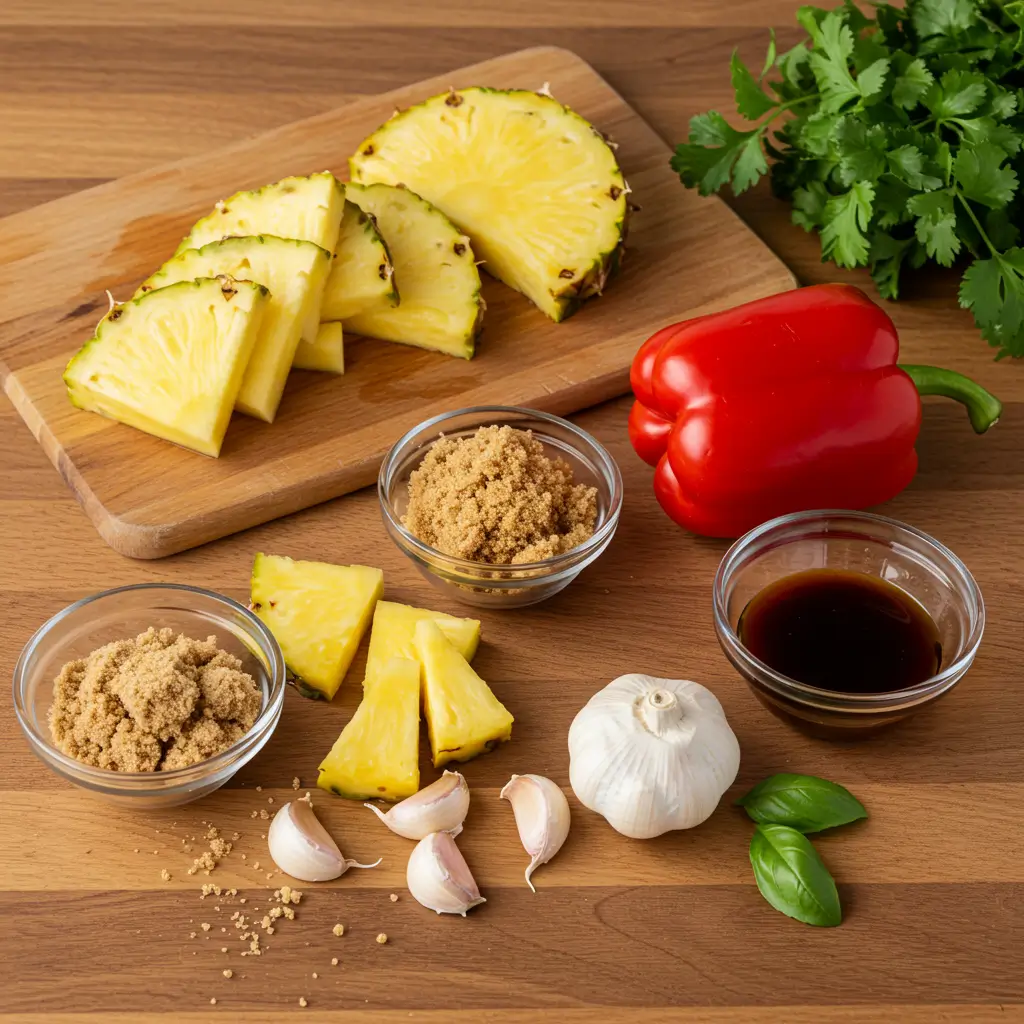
<box><xmin>672</xmin><ymin>0</ymin><xmax>1024</xmax><ymax>358</ymax></box>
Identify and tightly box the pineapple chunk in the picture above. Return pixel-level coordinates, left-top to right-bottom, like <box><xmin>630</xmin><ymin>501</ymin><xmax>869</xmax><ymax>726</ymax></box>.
<box><xmin>140</xmin><ymin>235</ymin><xmax>331</xmax><ymax>422</ymax></box>
<box><xmin>317</xmin><ymin>657</ymin><xmax>420</xmax><ymax>801</ymax></box>
<box><xmin>294</xmin><ymin>321</ymin><xmax>344</xmax><ymax>374</ymax></box>
<box><xmin>175</xmin><ymin>171</ymin><xmax>344</xmax><ymax>349</ymax></box>
<box><xmin>250</xmin><ymin>553</ymin><xmax>384</xmax><ymax>700</ymax></box>
<box><xmin>364</xmin><ymin>600</ymin><xmax>480</xmax><ymax>685</ymax></box>
<box><xmin>414</xmin><ymin>619</ymin><xmax>513</xmax><ymax>767</ymax></box>
<box><xmin>320</xmin><ymin>199</ymin><xmax>398</xmax><ymax>321</ymax></box>
<box><xmin>342</xmin><ymin>182</ymin><xmax>483</xmax><ymax>359</ymax></box>
<box><xmin>350</xmin><ymin>87</ymin><xmax>628</xmax><ymax>322</ymax></box>
<box><xmin>64</xmin><ymin>276</ymin><xmax>267</xmax><ymax>457</ymax></box>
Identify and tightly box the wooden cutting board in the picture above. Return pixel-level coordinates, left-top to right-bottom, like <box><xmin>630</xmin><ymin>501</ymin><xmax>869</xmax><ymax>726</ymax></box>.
<box><xmin>0</xmin><ymin>45</ymin><xmax>794</xmax><ymax>559</ymax></box>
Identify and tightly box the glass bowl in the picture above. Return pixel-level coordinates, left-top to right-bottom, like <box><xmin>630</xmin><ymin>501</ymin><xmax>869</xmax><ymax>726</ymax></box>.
<box><xmin>13</xmin><ymin>583</ymin><xmax>286</xmax><ymax>808</ymax></box>
<box><xmin>713</xmin><ymin>510</ymin><xmax>984</xmax><ymax>737</ymax></box>
<box><xmin>378</xmin><ymin>405</ymin><xmax>624</xmax><ymax>608</ymax></box>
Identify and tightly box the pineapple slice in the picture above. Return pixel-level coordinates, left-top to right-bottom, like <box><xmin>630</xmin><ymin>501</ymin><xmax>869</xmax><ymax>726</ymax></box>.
<box><xmin>140</xmin><ymin>236</ymin><xmax>331</xmax><ymax>422</ymax></box>
<box><xmin>64</xmin><ymin>276</ymin><xmax>267</xmax><ymax>457</ymax></box>
<box><xmin>250</xmin><ymin>553</ymin><xmax>384</xmax><ymax>700</ymax></box>
<box><xmin>317</xmin><ymin>657</ymin><xmax>420</xmax><ymax>801</ymax></box>
<box><xmin>295</xmin><ymin>321</ymin><xmax>344</xmax><ymax>374</ymax></box>
<box><xmin>175</xmin><ymin>171</ymin><xmax>344</xmax><ymax>349</ymax></box>
<box><xmin>364</xmin><ymin>600</ymin><xmax>480</xmax><ymax>685</ymax></box>
<box><xmin>342</xmin><ymin>182</ymin><xmax>483</xmax><ymax>359</ymax></box>
<box><xmin>350</xmin><ymin>87</ymin><xmax>629</xmax><ymax>322</ymax></box>
<box><xmin>414</xmin><ymin>619</ymin><xmax>513</xmax><ymax>767</ymax></box>
<box><xmin>320</xmin><ymin>200</ymin><xmax>398</xmax><ymax>321</ymax></box>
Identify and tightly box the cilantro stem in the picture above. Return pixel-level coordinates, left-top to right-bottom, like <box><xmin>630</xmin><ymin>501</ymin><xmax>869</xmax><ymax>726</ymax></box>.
<box><xmin>755</xmin><ymin>93</ymin><xmax>820</xmax><ymax>131</ymax></box>
<box><xmin>955</xmin><ymin>190</ymin><xmax>1000</xmax><ymax>259</ymax></box>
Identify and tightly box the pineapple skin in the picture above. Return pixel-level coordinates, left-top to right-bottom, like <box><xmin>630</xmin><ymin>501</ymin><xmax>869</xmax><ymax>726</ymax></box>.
<box><xmin>64</xmin><ymin>276</ymin><xmax>268</xmax><ymax>457</ymax></box>
<box><xmin>349</xmin><ymin>86</ymin><xmax>629</xmax><ymax>323</ymax></box>
<box><xmin>250</xmin><ymin>552</ymin><xmax>384</xmax><ymax>701</ymax></box>
<box><xmin>317</xmin><ymin>656</ymin><xmax>420</xmax><ymax>802</ymax></box>
<box><xmin>364</xmin><ymin>600</ymin><xmax>480</xmax><ymax>686</ymax></box>
<box><xmin>413</xmin><ymin>618</ymin><xmax>513</xmax><ymax>768</ymax></box>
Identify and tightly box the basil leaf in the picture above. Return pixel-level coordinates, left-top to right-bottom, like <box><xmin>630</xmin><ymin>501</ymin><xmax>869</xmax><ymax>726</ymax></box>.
<box><xmin>736</xmin><ymin>773</ymin><xmax>867</xmax><ymax>832</ymax></box>
<box><xmin>749</xmin><ymin>824</ymin><xmax>842</xmax><ymax>927</ymax></box>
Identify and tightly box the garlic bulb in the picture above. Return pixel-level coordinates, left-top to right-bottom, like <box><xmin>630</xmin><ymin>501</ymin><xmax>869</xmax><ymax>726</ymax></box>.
<box><xmin>568</xmin><ymin>674</ymin><xmax>740</xmax><ymax>839</ymax></box>
<box><xmin>268</xmin><ymin>796</ymin><xmax>382</xmax><ymax>882</ymax></box>
<box><xmin>500</xmin><ymin>774</ymin><xmax>570</xmax><ymax>892</ymax></box>
<box><xmin>406</xmin><ymin>831</ymin><xmax>486</xmax><ymax>916</ymax></box>
<box><xmin>365</xmin><ymin>771</ymin><xmax>469</xmax><ymax>840</ymax></box>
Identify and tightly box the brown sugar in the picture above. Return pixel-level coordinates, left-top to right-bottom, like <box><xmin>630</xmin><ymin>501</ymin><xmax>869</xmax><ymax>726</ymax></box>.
<box><xmin>403</xmin><ymin>425</ymin><xmax>598</xmax><ymax>564</ymax></box>
<box><xmin>48</xmin><ymin>627</ymin><xmax>261</xmax><ymax>772</ymax></box>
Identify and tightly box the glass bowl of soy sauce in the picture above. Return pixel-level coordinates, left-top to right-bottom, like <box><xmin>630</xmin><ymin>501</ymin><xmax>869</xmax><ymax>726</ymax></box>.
<box><xmin>713</xmin><ymin>510</ymin><xmax>985</xmax><ymax>737</ymax></box>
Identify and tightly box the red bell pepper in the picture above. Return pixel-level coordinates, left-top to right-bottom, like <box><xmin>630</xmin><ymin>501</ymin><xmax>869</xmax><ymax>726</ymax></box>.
<box><xmin>629</xmin><ymin>284</ymin><xmax>1002</xmax><ymax>538</ymax></box>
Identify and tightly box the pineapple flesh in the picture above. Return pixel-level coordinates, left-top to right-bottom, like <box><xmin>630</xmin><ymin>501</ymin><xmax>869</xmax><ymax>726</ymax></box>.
<box><xmin>176</xmin><ymin>172</ymin><xmax>344</xmax><ymax>348</ymax></box>
<box><xmin>250</xmin><ymin>553</ymin><xmax>384</xmax><ymax>700</ymax></box>
<box><xmin>317</xmin><ymin>656</ymin><xmax>420</xmax><ymax>801</ymax></box>
<box><xmin>320</xmin><ymin>199</ymin><xmax>398</xmax><ymax>322</ymax></box>
<box><xmin>64</xmin><ymin>276</ymin><xmax>267</xmax><ymax>457</ymax></box>
<box><xmin>295</xmin><ymin>321</ymin><xmax>344</xmax><ymax>374</ymax></box>
<box><xmin>140</xmin><ymin>235</ymin><xmax>331</xmax><ymax>422</ymax></box>
<box><xmin>413</xmin><ymin>618</ymin><xmax>513</xmax><ymax>767</ymax></box>
<box><xmin>350</xmin><ymin>87</ymin><xmax>628</xmax><ymax>322</ymax></box>
<box><xmin>342</xmin><ymin>182</ymin><xmax>483</xmax><ymax>359</ymax></box>
<box><xmin>364</xmin><ymin>600</ymin><xmax>480</xmax><ymax>685</ymax></box>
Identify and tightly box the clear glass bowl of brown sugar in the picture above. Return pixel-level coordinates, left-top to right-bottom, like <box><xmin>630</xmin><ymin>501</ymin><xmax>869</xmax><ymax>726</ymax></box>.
<box><xmin>378</xmin><ymin>406</ymin><xmax>624</xmax><ymax>608</ymax></box>
<box><xmin>13</xmin><ymin>584</ymin><xmax>286</xmax><ymax>808</ymax></box>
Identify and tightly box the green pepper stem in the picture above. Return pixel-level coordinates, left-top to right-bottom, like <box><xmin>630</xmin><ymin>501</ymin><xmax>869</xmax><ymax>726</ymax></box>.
<box><xmin>899</xmin><ymin>364</ymin><xmax>1002</xmax><ymax>434</ymax></box>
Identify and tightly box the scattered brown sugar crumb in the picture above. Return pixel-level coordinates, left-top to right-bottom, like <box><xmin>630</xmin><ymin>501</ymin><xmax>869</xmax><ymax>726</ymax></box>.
<box><xmin>210</xmin><ymin>997</ymin><xmax>217</xmax><ymax>1005</ymax></box>
<box><xmin>275</xmin><ymin>886</ymin><xmax>302</xmax><ymax>905</ymax></box>
<box><xmin>375</xmin><ymin>933</ymin><xmax>388</xmax><ymax>945</ymax></box>
<box><xmin>332</xmin><ymin>923</ymin><xmax>345</xmax><ymax>937</ymax></box>
<box><xmin>389</xmin><ymin>893</ymin><xmax>398</xmax><ymax>903</ymax></box>
<box><xmin>299</xmin><ymin>997</ymin><xmax>308</xmax><ymax>1008</ymax></box>
<box><xmin>292</xmin><ymin>777</ymin><xmax>300</xmax><ymax>790</ymax></box>
<box><xmin>222</xmin><ymin>969</ymin><xmax>233</xmax><ymax>979</ymax></box>
<box><xmin>331</xmin><ymin>957</ymin><xmax>338</xmax><ymax>966</ymax></box>
<box><xmin>160</xmin><ymin>869</ymin><xmax>172</xmax><ymax>881</ymax></box>
<box><xmin>311</xmin><ymin>972</ymin><xmax>318</xmax><ymax>980</ymax></box>
<box><xmin>47</xmin><ymin>627</ymin><xmax>261</xmax><ymax>772</ymax></box>
<box><xmin>403</xmin><ymin>424</ymin><xmax>598</xmax><ymax>564</ymax></box>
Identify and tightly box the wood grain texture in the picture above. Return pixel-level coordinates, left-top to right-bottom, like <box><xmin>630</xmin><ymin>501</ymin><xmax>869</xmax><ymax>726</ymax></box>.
<box><xmin>1</xmin><ymin>1</ymin><xmax>1023</xmax><ymax>1019</ymax></box>
<box><xmin>0</xmin><ymin>46</ymin><xmax>794</xmax><ymax>560</ymax></box>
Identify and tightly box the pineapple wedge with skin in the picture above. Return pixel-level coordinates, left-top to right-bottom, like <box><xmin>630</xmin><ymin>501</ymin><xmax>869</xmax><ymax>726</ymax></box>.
<box><xmin>140</xmin><ymin>235</ymin><xmax>331</xmax><ymax>422</ymax></box>
<box><xmin>175</xmin><ymin>171</ymin><xmax>344</xmax><ymax>349</ymax></box>
<box><xmin>320</xmin><ymin>199</ymin><xmax>398</xmax><ymax>322</ymax></box>
<box><xmin>414</xmin><ymin>618</ymin><xmax>513</xmax><ymax>767</ymax></box>
<box><xmin>342</xmin><ymin>182</ymin><xmax>483</xmax><ymax>359</ymax></box>
<box><xmin>350</xmin><ymin>87</ymin><xmax>629</xmax><ymax>322</ymax></box>
<box><xmin>64</xmin><ymin>276</ymin><xmax>267</xmax><ymax>457</ymax></box>
<box><xmin>250</xmin><ymin>553</ymin><xmax>384</xmax><ymax>700</ymax></box>
<box><xmin>317</xmin><ymin>657</ymin><xmax>420</xmax><ymax>802</ymax></box>
<box><xmin>364</xmin><ymin>600</ymin><xmax>480</xmax><ymax>685</ymax></box>
<box><xmin>295</xmin><ymin>321</ymin><xmax>344</xmax><ymax>374</ymax></box>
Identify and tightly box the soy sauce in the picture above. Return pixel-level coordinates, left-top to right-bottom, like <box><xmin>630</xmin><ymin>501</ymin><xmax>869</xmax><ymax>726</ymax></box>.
<box><xmin>737</xmin><ymin>569</ymin><xmax>941</xmax><ymax>694</ymax></box>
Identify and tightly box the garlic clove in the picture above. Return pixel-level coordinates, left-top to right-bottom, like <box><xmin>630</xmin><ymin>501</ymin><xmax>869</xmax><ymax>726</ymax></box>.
<box><xmin>268</xmin><ymin>795</ymin><xmax>382</xmax><ymax>882</ymax></box>
<box><xmin>405</xmin><ymin>831</ymin><xmax>486</xmax><ymax>916</ymax></box>
<box><xmin>365</xmin><ymin>770</ymin><xmax>469</xmax><ymax>841</ymax></box>
<box><xmin>499</xmin><ymin>774</ymin><xmax>571</xmax><ymax>892</ymax></box>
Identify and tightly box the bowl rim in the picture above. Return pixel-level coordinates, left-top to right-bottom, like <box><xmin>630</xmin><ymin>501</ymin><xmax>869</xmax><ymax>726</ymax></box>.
<box><xmin>377</xmin><ymin>404</ymin><xmax>624</xmax><ymax>578</ymax></box>
<box><xmin>13</xmin><ymin>582</ymin><xmax>287</xmax><ymax>787</ymax></box>
<box><xmin>712</xmin><ymin>509</ymin><xmax>986</xmax><ymax>707</ymax></box>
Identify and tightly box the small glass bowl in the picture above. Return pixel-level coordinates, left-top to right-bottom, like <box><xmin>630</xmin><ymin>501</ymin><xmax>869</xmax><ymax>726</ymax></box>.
<box><xmin>378</xmin><ymin>405</ymin><xmax>624</xmax><ymax>608</ymax></box>
<box><xmin>13</xmin><ymin>583</ymin><xmax>286</xmax><ymax>808</ymax></box>
<box><xmin>713</xmin><ymin>510</ymin><xmax>985</xmax><ymax>737</ymax></box>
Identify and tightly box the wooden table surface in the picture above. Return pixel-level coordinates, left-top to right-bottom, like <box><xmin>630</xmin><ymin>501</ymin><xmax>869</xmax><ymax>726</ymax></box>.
<box><xmin>2</xmin><ymin>2</ymin><xmax>1023</xmax><ymax>1021</ymax></box>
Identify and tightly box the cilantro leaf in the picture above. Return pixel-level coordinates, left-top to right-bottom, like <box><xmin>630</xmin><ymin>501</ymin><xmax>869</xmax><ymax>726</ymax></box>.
<box><xmin>833</xmin><ymin>116</ymin><xmax>889</xmax><ymax>185</ymax></box>
<box><xmin>776</xmin><ymin>41</ymin><xmax>812</xmax><ymax>89</ymax></box>
<box><xmin>954</xmin><ymin>142</ymin><xmax>1019</xmax><ymax>208</ymax></box>
<box><xmin>887</xmin><ymin>146</ymin><xmax>944</xmax><ymax>190</ymax></box>
<box><xmin>857</xmin><ymin>58</ymin><xmax>890</xmax><ymax>99</ymax></box>
<box><xmin>671</xmin><ymin>113</ymin><xmax>768</xmax><ymax>195</ymax></box>
<box><xmin>808</xmin><ymin>11</ymin><xmax>863</xmax><ymax>111</ymax></box>
<box><xmin>911</xmin><ymin>0</ymin><xmax>977</xmax><ymax>38</ymax></box>
<box><xmin>821</xmin><ymin>181</ymin><xmax>875</xmax><ymax>267</ymax></box>
<box><xmin>891</xmin><ymin>56</ymin><xmax>934</xmax><ymax>109</ymax></box>
<box><xmin>907</xmin><ymin>190</ymin><xmax>961</xmax><ymax>265</ymax></box>
<box><xmin>952</xmin><ymin>117</ymin><xmax>1023</xmax><ymax>156</ymax></box>
<box><xmin>731</xmin><ymin>49</ymin><xmax>777</xmax><ymax>120</ymax></box>
<box><xmin>761</xmin><ymin>28</ymin><xmax>778</xmax><ymax>78</ymax></box>
<box><xmin>924</xmin><ymin>69</ymin><xmax>988</xmax><ymax>117</ymax></box>
<box><xmin>870</xmin><ymin>231</ymin><xmax>914</xmax><ymax>299</ymax></box>
<box><xmin>960</xmin><ymin>250</ymin><xmax>1024</xmax><ymax>357</ymax></box>
<box><xmin>792</xmin><ymin>181</ymin><xmax>830</xmax><ymax>230</ymax></box>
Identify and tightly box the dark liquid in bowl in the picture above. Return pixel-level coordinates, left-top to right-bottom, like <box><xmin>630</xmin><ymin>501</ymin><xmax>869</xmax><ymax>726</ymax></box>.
<box><xmin>737</xmin><ymin>569</ymin><xmax>942</xmax><ymax>694</ymax></box>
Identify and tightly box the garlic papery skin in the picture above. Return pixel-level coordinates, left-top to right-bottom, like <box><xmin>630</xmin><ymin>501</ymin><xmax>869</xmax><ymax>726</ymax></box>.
<box><xmin>499</xmin><ymin>774</ymin><xmax>570</xmax><ymax>892</ymax></box>
<box><xmin>365</xmin><ymin>770</ymin><xmax>469</xmax><ymax>841</ymax></box>
<box><xmin>268</xmin><ymin>796</ymin><xmax>382</xmax><ymax>882</ymax></box>
<box><xmin>406</xmin><ymin>831</ymin><xmax>486</xmax><ymax>916</ymax></box>
<box><xmin>568</xmin><ymin>674</ymin><xmax>740</xmax><ymax>840</ymax></box>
